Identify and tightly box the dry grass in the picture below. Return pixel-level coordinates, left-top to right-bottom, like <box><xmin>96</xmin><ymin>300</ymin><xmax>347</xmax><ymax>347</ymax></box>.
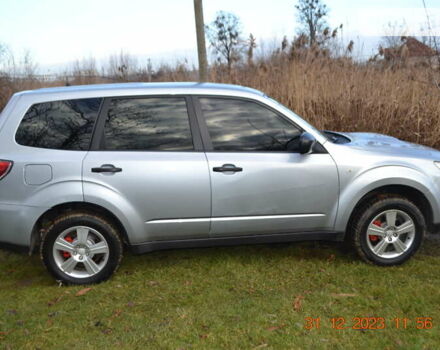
<box><xmin>214</xmin><ymin>57</ymin><xmax>440</xmax><ymax>148</ymax></box>
<box><xmin>1</xmin><ymin>55</ymin><xmax>440</xmax><ymax>147</ymax></box>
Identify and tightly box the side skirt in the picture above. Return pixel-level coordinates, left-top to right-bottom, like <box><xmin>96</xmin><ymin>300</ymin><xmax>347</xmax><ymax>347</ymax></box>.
<box><xmin>129</xmin><ymin>231</ymin><xmax>344</xmax><ymax>254</ymax></box>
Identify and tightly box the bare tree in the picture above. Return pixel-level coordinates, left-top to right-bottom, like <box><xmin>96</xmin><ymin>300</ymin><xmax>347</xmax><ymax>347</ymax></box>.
<box><xmin>72</xmin><ymin>56</ymin><xmax>98</xmax><ymax>77</ymax></box>
<box><xmin>206</xmin><ymin>11</ymin><xmax>244</xmax><ymax>70</ymax></box>
<box><xmin>108</xmin><ymin>50</ymin><xmax>137</xmax><ymax>81</ymax></box>
<box><xmin>247</xmin><ymin>34</ymin><xmax>257</xmax><ymax>66</ymax></box>
<box><xmin>0</xmin><ymin>44</ymin><xmax>6</xmax><ymax>64</ymax></box>
<box><xmin>21</xmin><ymin>50</ymin><xmax>38</xmax><ymax>79</ymax></box>
<box><xmin>295</xmin><ymin>0</ymin><xmax>329</xmax><ymax>46</ymax></box>
<box><xmin>0</xmin><ymin>43</ymin><xmax>14</xmax><ymax>75</ymax></box>
<box><xmin>0</xmin><ymin>43</ymin><xmax>8</xmax><ymax>75</ymax></box>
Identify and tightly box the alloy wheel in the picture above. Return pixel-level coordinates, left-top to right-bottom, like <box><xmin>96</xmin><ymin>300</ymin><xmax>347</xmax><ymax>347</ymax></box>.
<box><xmin>52</xmin><ymin>226</ymin><xmax>110</xmax><ymax>278</ymax></box>
<box><xmin>366</xmin><ymin>209</ymin><xmax>416</xmax><ymax>259</ymax></box>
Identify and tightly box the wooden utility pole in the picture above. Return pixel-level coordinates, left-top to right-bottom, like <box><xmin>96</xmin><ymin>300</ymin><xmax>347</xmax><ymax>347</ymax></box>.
<box><xmin>193</xmin><ymin>0</ymin><xmax>208</xmax><ymax>82</ymax></box>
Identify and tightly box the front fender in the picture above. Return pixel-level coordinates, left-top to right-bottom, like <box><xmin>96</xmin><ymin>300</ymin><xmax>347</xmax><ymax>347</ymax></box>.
<box><xmin>334</xmin><ymin>166</ymin><xmax>440</xmax><ymax>233</ymax></box>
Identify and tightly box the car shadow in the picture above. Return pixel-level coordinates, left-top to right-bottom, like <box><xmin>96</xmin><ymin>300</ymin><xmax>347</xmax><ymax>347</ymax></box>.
<box><xmin>125</xmin><ymin>234</ymin><xmax>440</xmax><ymax>271</ymax></box>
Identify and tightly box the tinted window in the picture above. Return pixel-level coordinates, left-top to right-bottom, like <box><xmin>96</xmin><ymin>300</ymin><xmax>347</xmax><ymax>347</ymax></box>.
<box><xmin>199</xmin><ymin>98</ymin><xmax>302</xmax><ymax>151</ymax></box>
<box><xmin>103</xmin><ymin>97</ymin><xmax>193</xmax><ymax>151</ymax></box>
<box><xmin>16</xmin><ymin>98</ymin><xmax>102</xmax><ymax>150</ymax></box>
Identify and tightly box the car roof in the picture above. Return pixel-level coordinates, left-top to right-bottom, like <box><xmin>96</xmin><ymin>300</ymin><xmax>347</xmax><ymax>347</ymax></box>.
<box><xmin>15</xmin><ymin>82</ymin><xmax>265</xmax><ymax>99</ymax></box>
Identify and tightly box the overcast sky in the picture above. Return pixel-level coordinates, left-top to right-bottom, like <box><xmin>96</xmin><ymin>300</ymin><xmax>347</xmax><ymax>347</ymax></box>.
<box><xmin>0</xmin><ymin>0</ymin><xmax>439</xmax><ymax>72</ymax></box>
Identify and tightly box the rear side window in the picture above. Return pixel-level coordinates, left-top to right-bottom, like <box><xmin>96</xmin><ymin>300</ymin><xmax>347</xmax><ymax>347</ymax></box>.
<box><xmin>16</xmin><ymin>98</ymin><xmax>102</xmax><ymax>150</ymax></box>
<box><xmin>102</xmin><ymin>97</ymin><xmax>194</xmax><ymax>151</ymax></box>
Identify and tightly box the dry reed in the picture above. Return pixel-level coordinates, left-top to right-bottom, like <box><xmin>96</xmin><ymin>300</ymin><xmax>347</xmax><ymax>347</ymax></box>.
<box><xmin>1</xmin><ymin>55</ymin><xmax>439</xmax><ymax>148</ymax></box>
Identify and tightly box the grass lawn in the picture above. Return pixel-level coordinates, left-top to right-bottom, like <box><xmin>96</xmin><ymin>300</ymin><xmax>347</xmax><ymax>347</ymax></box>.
<box><xmin>1</xmin><ymin>237</ymin><xmax>440</xmax><ymax>349</ymax></box>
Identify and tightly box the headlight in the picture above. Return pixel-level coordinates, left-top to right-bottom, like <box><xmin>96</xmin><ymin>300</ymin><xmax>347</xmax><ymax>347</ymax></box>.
<box><xmin>434</xmin><ymin>161</ymin><xmax>440</xmax><ymax>169</ymax></box>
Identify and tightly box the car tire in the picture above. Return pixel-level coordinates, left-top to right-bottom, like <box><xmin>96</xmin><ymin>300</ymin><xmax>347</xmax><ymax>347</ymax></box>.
<box><xmin>349</xmin><ymin>195</ymin><xmax>425</xmax><ymax>266</ymax></box>
<box><xmin>40</xmin><ymin>212</ymin><xmax>123</xmax><ymax>285</ymax></box>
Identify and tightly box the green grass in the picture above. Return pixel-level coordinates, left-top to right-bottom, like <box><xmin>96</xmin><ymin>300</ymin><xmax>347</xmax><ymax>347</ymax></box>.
<box><xmin>1</xmin><ymin>238</ymin><xmax>440</xmax><ymax>349</ymax></box>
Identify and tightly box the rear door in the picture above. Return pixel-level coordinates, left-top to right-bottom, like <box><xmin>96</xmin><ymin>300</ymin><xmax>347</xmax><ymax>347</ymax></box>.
<box><xmin>194</xmin><ymin>96</ymin><xmax>339</xmax><ymax>237</ymax></box>
<box><xmin>82</xmin><ymin>95</ymin><xmax>211</xmax><ymax>243</ymax></box>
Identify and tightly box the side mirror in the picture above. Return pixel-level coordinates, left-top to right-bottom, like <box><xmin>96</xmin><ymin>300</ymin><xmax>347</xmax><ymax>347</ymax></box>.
<box><xmin>299</xmin><ymin>132</ymin><xmax>316</xmax><ymax>154</ymax></box>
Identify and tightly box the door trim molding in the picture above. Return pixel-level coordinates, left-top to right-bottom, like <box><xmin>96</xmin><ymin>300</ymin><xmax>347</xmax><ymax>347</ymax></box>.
<box><xmin>146</xmin><ymin>213</ymin><xmax>325</xmax><ymax>225</ymax></box>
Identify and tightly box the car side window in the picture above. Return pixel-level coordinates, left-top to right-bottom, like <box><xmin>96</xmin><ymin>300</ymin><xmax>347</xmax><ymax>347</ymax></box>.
<box><xmin>102</xmin><ymin>97</ymin><xmax>194</xmax><ymax>151</ymax></box>
<box><xmin>199</xmin><ymin>97</ymin><xmax>302</xmax><ymax>152</ymax></box>
<box><xmin>16</xmin><ymin>98</ymin><xmax>102</xmax><ymax>151</ymax></box>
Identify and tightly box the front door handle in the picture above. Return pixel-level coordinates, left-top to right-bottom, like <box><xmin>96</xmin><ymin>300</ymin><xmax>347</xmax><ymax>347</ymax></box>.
<box><xmin>213</xmin><ymin>164</ymin><xmax>243</xmax><ymax>173</ymax></box>
<box><xmin>91</xmin><ymin>164</ymin><xmax>122</xmax><ymax>173</ymax></box>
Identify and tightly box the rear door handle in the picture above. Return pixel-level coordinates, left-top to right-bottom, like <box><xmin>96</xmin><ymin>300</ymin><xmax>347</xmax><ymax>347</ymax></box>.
<box><xmin>213</xmin><ymin>164</ymin><xmax>243</xmax><ymax>173</ymax></box>
<box><xmin>91</xmin><ymin>164</ymin><xmax>122</xmax><ymax>173</ymax></box>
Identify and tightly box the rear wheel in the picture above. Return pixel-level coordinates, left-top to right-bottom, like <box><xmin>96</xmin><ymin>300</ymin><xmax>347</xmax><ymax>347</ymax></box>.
<box><xmin>350</xmin><ymin>196</ymin><xmax>425</xmax><ymax>266</ymax></box>
<box><xmin>40</xmin><ymin>212</ymin><xmax>123</xmax><ymax>285</ymax></box>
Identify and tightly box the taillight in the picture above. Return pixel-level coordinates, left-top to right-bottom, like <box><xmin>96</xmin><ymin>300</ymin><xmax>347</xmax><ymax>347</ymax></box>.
<box><xmin>0</xmin><ymin>160</ymin><xmax>13</xmax><ymax>180</ymax></box>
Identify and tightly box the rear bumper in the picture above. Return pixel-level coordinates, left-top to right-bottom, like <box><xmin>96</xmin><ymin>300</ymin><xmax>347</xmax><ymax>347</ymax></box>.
<box><xmin>0</xmin><ymin>203</ymin><xmax>47</xmax><ymax>247</ymax></box>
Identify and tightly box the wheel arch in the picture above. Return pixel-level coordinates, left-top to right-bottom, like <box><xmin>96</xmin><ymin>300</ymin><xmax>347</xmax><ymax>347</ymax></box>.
<box><xmin>343</xmin><ymin>184</ymin><xmax>434</xmax><ymax>238</ymax></box>
<box><xmin>30</xmin><ymin>202</ymin><xmax>130</xmax><ymax>254</ymax></box>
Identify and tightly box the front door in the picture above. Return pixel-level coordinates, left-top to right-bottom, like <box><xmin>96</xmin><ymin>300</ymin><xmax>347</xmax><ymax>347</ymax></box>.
<box><xmin>83</xmin><ymin>96</ymin><xmax>211</xmax><ymax>243</ymax></box>
<box><xmin>195</xmin><ymin>96</ymin><xmax>339</xmax><ymax>237</ymax></box>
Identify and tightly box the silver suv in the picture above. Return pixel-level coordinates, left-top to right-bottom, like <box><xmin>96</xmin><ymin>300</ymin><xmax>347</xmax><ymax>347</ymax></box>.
<box><xmin>1</xmin><ymin>83</ymin><xmax>439</xmax><ymax>284</ymax></box>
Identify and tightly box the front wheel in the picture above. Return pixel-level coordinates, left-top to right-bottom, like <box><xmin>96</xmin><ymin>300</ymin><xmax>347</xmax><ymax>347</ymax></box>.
<box><xmin>350</xmin><ymin>196</ymin><xmax>425</xmax><ymax>266</ymax></box>
<box><xmin>40</xmin><ymin>212</ymin><xmax>123</xmax><ymax>285</ymax></box>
